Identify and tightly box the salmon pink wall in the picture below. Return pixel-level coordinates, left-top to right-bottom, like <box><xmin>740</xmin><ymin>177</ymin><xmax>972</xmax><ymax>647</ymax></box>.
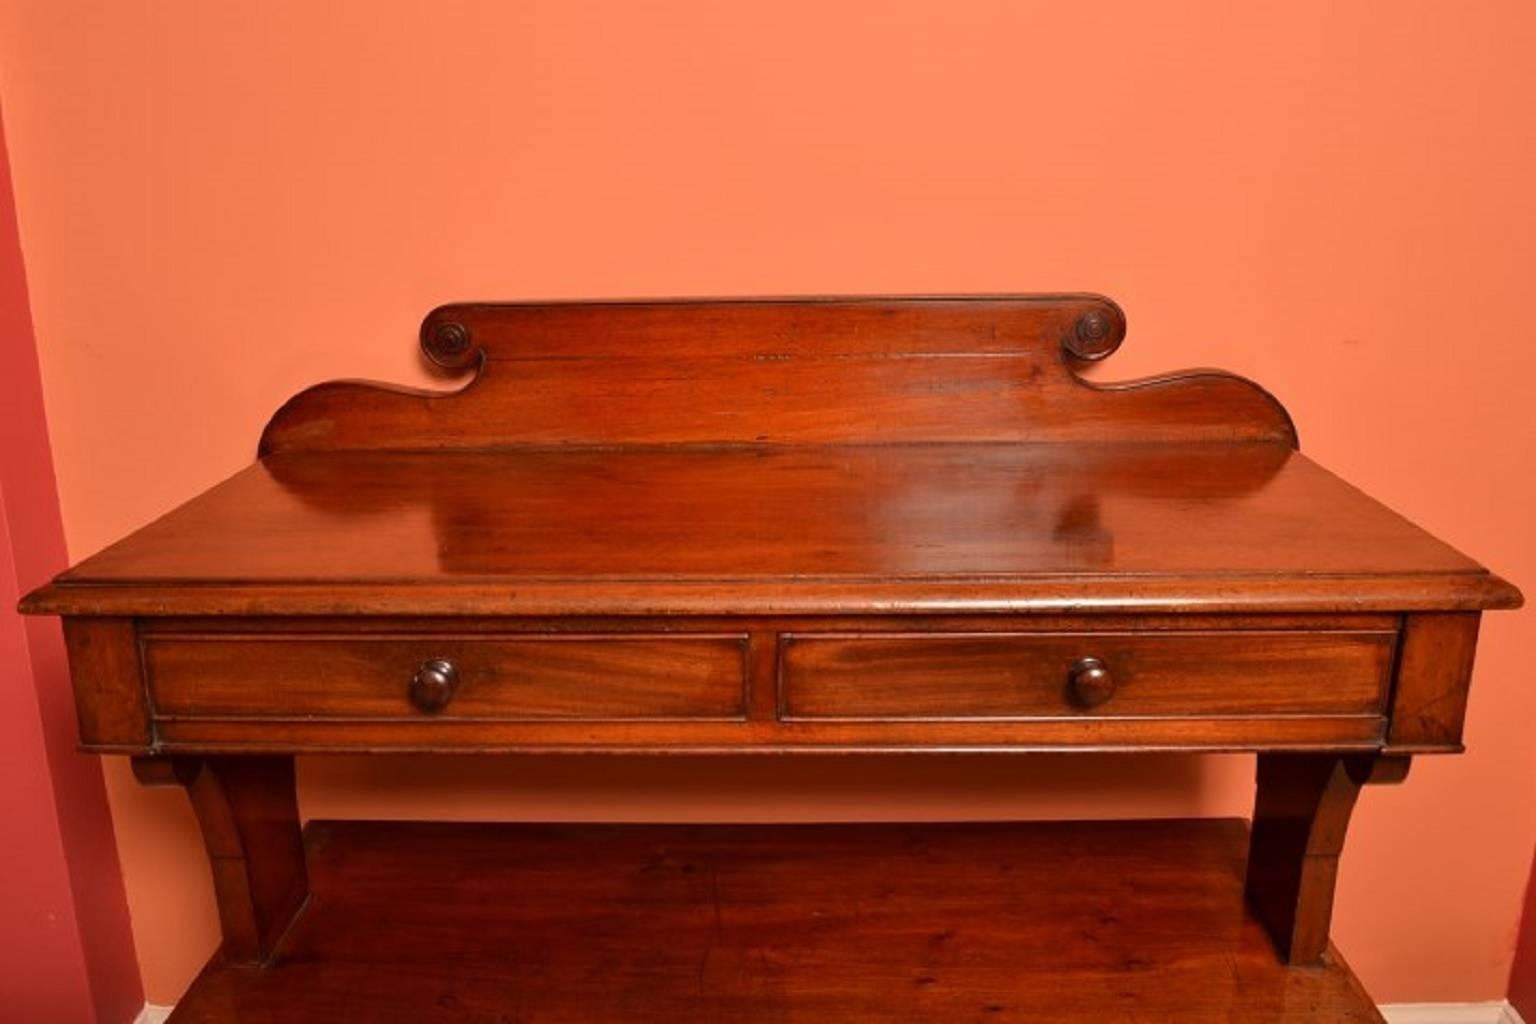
<box><xmin>2</xmin><ymin>0</ymin><xmax>1533</xmax><ymax>1007</ymax></box>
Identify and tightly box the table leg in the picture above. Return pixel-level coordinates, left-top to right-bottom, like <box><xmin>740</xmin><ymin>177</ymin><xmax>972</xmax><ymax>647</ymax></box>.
<box><xmin>133</xmin><ymin>754</ymin><xmax>309</xmax><ymax>966</ymax></box>
<box><xmin>1245</xmin><ymin>752</ymin><xmax>1410</xmax><ymax>965</ymax></box>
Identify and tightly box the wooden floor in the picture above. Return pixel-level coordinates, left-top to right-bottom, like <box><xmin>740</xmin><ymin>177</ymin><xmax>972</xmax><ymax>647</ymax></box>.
<box><xmin>169</xmin><ymin>818</ymin><xmax>1384</xmax><ymax>1023</ymax></box>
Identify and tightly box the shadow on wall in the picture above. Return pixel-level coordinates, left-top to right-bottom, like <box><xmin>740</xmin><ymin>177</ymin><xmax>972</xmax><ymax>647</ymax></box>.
<box><xmin>299</xmin><ymin>752</ymin><xmax>1253</xmax><ymax>825</ymax></box>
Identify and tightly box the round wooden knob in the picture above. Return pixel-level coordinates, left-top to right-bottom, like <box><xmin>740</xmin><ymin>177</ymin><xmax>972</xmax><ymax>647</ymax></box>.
<box><xmin>409</xmin><ymin>657</ymin><xmax>459</xmax><ymax>712</ymax></box>
<box><xmin>1067</xmin><ymin>657</ymin><xmax>1115</xmax><ymax>708</ymax></box>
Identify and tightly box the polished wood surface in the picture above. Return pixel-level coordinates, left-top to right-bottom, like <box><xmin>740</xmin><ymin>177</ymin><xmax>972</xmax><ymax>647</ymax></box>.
<box><xmin>1386</xmin><ymin>613</ymin><xmax>1483</xmax><ymax>750</ymax></box>
<box><xmin>148</xmin><ymin>710</ymin><xmax>1391</xmax><ymax>755</ymax></box>
<box><xmin>146</xmin><ymin>632</ymin><xmax>749</xmax><ymax>721</ymax></box>
<box><xmin>107</xmin><ymin>613</ymin><xmax>1397</xmax><ymax>755</ymax></box>
<box><xmin>259</xmin><ymin>296</ymin><xmax>1299</xmax><ymax>453</ymax></box>
<box><xmin>60</xmin><ymin>616</ymin><xmax>150</xmax><ymax>748</ymax></box>
<box><xmin>134</xmin><ymin>756</ymin><xmax>308</xmax><ymax>966</ymax></box>
<box><xmin>24</xmin><ymin>444</ymin><xmax>1518</xmax><ymax>617</ymax></box>
<box><xmin>780</xmin><ymin>628</ymin><xmax>1393</xmax><ymax>719</ymax></box>
<box><xmin>166</xmin><ymin>818</ymin><xmax>1385</xmax><ymax>1024</ymax></box>
<box><xmin>18</xmin><ymin>295</ymin><xmax>1524</xmax><ymax>1014</ymax></box>
<box><xmin>1245</xmin><ymin>754</ymin><xmax>1410</xmax><ymax>964</ymax></box>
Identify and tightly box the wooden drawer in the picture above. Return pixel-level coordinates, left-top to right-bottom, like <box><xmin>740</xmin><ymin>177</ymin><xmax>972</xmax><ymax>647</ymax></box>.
<box><xmin>779</xmin><ymin>631</ymin><xmax>1393</xmax><ymax>720</ymax></box>
<box><xmin>146</xmin><ymin>634</ymin><xmax>749</xmax><ymax>721</ymax></box>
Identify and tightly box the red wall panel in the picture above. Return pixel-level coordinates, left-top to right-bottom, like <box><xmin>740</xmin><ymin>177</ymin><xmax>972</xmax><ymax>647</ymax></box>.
<box><xmin>0</xmin><ymin>108</ymin><xmax>142</xmax><ymax>1022</ymax></box>
<box><xmin>1512</xmin><ymin>866</ymin><xmax>1536</xmax><ymax>1018</ymax></box>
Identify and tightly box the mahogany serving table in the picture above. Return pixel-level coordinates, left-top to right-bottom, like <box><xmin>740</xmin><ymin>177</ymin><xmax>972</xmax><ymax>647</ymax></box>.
<box><xmin>21</xmin><ymin>296</ymin><xmax>1520</xmax><ymax>1021</ymax></box>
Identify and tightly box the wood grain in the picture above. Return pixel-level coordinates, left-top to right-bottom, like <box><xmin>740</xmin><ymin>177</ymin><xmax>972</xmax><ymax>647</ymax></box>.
<box><xmin>259</xmin><ymin>296</ymin><xmax>1298</xmax><ymax>453</ymax></box>
<box><xmin>1245</xmin><ymin>754</ymin><xmax>1410</xmax><ymax>964</ymax></box>
<box><xmin>167</xmin><ymin>756</ymin><xmax>309</xmax><ymax>966</ymax></box>
<box><xmin>166</xmin><ymin>818</ymin><xmax>1385</xmax><ymax>1023</ymax></box>
<box><xmin>780</xmin><ymin>629</ymin><xmax>1393</xmax><ymax>719</ymax></box>
<box><xmin>146</xmin><ymin>633</ymin><xmax>748</xmax><ymax>721</ymax></box>
<box><xmin>47</xmin><ymin>612</ymin><xmax>1409</xmax><ymax>753</ymax></box>
<box><xmin>1385</xmin><ymin>612</ymin><xmax>1482</xmax><ymax>752</ymax></box>
<box><xmin>147</xmin><ymin>714</ymin><xmax>1388</xmax><ymax>755</ymax></box>
<box><xmin>60</xmin><ymin>617</ymin><xmax>150</xmax><ymax>748</ymax></box>
<box><xmin>25</xmin><ymin>444</ymin><xmax>1520</xmax><ymax>617</ymax></box>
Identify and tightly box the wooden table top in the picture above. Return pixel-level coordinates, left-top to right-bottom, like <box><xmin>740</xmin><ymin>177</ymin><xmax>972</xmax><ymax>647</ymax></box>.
<box><xmin>27</xmin><ymin>441</ymin><xmax>1517</xmax><ymax>617</ymax></box>
<box><xmin>20</xmin><ymin>295</ymin><xmax>1521</xmax><ymax>617</ymax></box>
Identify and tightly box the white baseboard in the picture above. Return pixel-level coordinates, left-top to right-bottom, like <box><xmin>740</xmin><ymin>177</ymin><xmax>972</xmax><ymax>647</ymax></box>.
<box><xmin>134</xmin><ymin>998</ymin><xmax>1522</xmax><ymax>1023</ymax></box>
<box><xmin>1380</xmin><ymin>1003</ymin><xmax>1524</xmax><ymax>1024</ymax></box>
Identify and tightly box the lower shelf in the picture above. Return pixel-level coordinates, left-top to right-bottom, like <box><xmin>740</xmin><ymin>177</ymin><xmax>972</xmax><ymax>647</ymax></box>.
<box><xmin>170</xmin><ymin>817</ymin><xmax>1383</xmax><ymax>1023</ymax></box>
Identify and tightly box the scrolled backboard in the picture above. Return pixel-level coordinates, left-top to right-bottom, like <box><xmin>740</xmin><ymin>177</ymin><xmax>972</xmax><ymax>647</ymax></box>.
<box><xmin>259</xmin><ymin>295</ymin><xmax>1295</xmax><ymax>454</ymax></box>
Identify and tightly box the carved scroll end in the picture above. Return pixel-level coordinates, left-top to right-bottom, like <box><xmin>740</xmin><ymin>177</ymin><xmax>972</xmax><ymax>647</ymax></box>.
<box><xmin>420</xmin><ymin>316</ymin><xmax>483</xmax><ymax>371</ymax></box>
<box><xmin>1061</xmin><ymin>299</ymin><xmax>1127</xmax><ymax>363</ymax></box>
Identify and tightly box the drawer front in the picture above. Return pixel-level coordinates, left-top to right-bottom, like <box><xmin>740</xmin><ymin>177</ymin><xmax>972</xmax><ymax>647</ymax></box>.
<box><xmin>779</xmin><ymin>631</ymin><xmax>1393</xmax><ymax>720</ymax></box>
<box><xmin>147</xmin><ymin>634</ymin><xmax>748</xmax><ymax>721</ymax></box>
